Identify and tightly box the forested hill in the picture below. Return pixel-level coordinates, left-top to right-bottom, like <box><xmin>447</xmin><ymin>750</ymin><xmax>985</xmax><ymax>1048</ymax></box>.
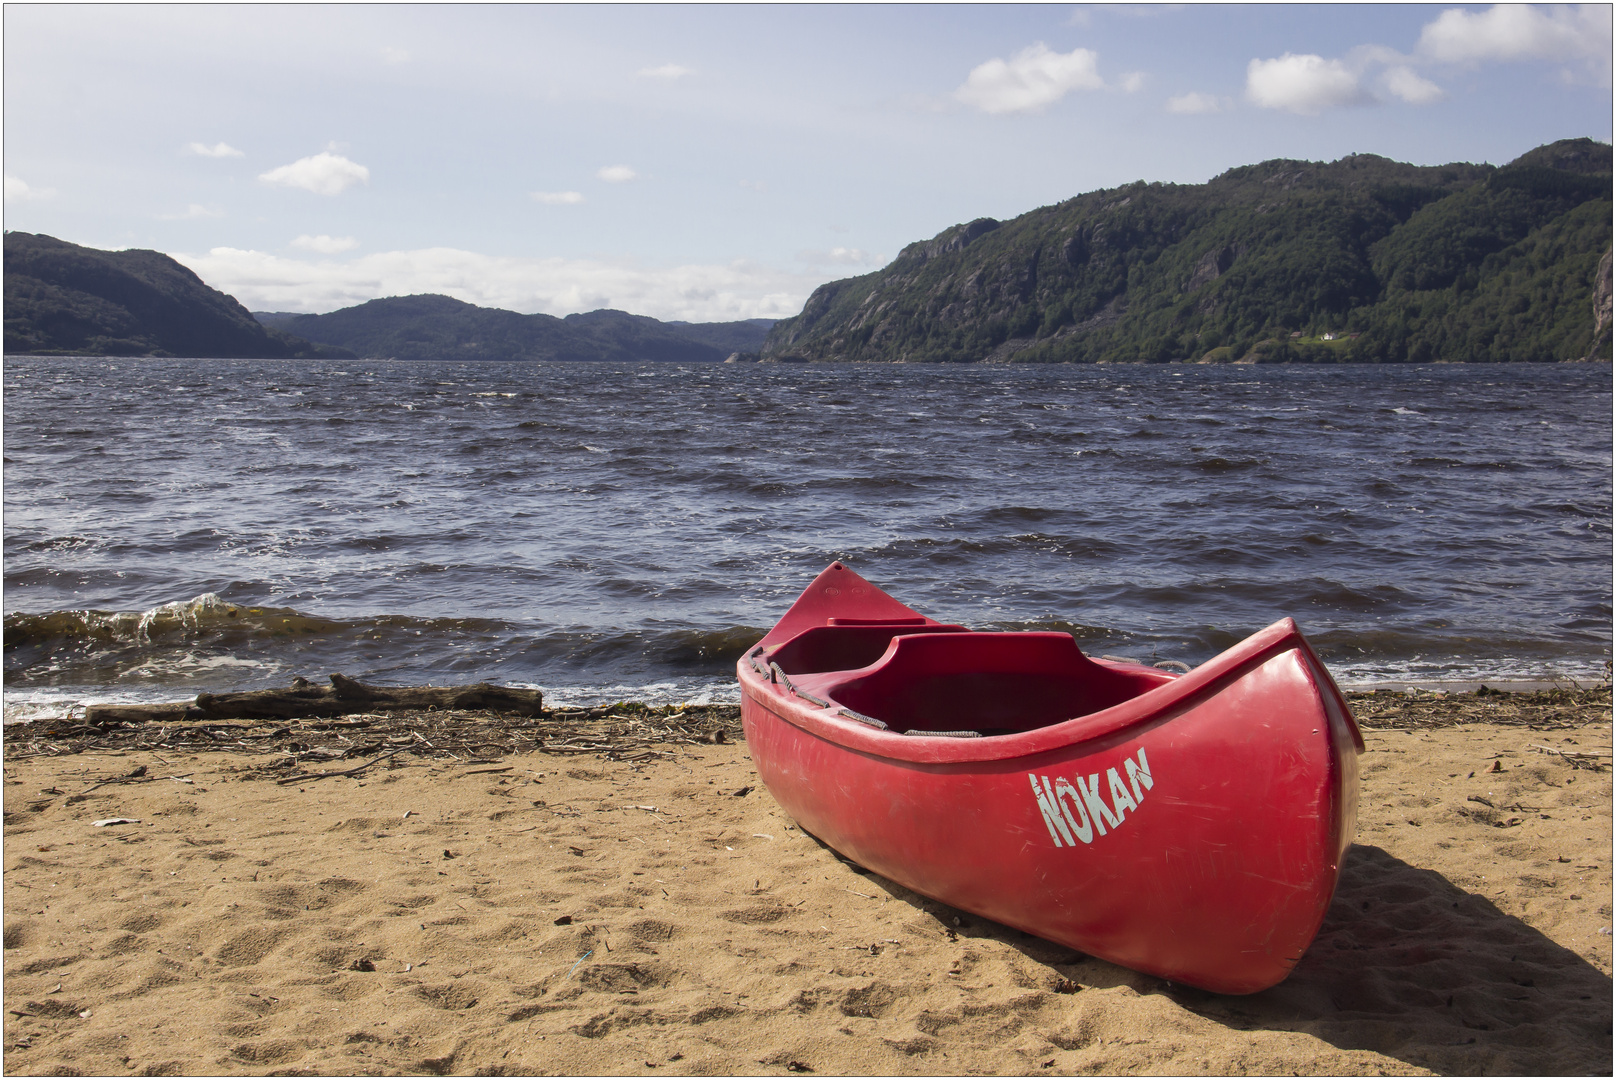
<box><xmin>2</xmin><ymin>232</ymin><xmax>773</xmax><ymax>363</ymax></box>
<box><xmin>761</xmin><ymin>138</ymin><xmax>1612</xmax><ymax>364</ymax></box>
<box><xmin>3</xmin><ymin>232</ymin><xmax>349</xmax><ymax>359</ymax></box>
<box><xmin>272</xmin><ymin>297</ymin><xmax>774</xmax><ymax>363</ymax></box>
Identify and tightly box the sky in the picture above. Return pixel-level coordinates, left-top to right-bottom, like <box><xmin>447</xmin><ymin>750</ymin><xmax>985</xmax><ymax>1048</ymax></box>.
<box><xmin>4</xmin><ymin>3</ymin><xmax>1611</xmax><ymax>323</ymax></box>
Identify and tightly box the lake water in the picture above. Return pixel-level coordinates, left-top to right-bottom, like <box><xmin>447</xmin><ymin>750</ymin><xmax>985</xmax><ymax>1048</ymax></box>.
<box><xmin>4</xmin><ymin>358</ymin><xmax>1610</xmax><ymax>718</ymax></box>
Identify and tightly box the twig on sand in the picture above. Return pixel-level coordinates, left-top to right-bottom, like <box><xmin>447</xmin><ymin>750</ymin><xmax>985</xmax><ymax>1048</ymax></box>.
<box><xmin>1527</xmin><ymin>743</ymin><xmax>1612</xmax><ymax>769</ymax></box>
<box><xmin>78</xmin><ymin>766</ymin><xmax>151</xmax><ymax>794</ymax></box>
<box><xmin>276</xmin><ymin>747</ymin><xmax>409</xmax><ymax>786</ymax></box>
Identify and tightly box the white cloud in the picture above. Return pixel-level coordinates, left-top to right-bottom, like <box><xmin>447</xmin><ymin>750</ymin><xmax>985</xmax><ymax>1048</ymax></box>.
<box><xmin>185</xmin><ymin>141</ymin><xmax>244</xmax><ymax>158</ymax></box>
<box><xmin>796</xmin><ymin>247</ymin><xmax>873</xmax><ymax>266</ymax></box>
<box><xmin>1245</xmin><ymin>53</ymin><xmax>1368</xmax><ymax>114</ymax></box>
<box><xmin>168</xmin><ymin>246</ymin><xmax>832</xmax><ymax>322</ymax></box>
<box><xmin>381</xmin><ymin>46</ymin><xmax>411</xmax><ymax>64</ymax></box>
<box><xmin>1418</xmin><ymin>4</ymin><xmax>1611</xmax><ymax>65</ymax></box>
<box><xmin>739</xmin><ymin>179</ymin><xmax>768</xmax><ymax>193</ymax></box>
<box><xmin>259</xmin><ymin>152</ymin><xmax>370</xmax><ymax>196</ymax></box>
<box><xmin>160</xmin><ymin>203</ymin><xmax>225</xmax><ymax>220</ymax></box>
<box><xmin>4</xmin><ymin>175</ymin><xmax>55</xmax><ymax>202</ymax></box>
<box><xmin>638</xmin><ymin>63</ymin><xmax>692</xmax><ymax>79</ymax></box>
<box><xmin>596</xmin><ymin>164</ymin><xmax>638</xmax><ymax>183</ymax></box>
<box><xmin>1384</xmin><ymin>65</ymin><xmax>1444</xmax><ymax>104</ymax></box>
<box><xmin>1165</xmin><ymin>90</ymin><xmax>1224</xmax><ymax>115</ymax></box>
<box><xmin>955</xmin><ymin>42</ymin><xmax>1106</xmax><ymax>114</ymax></box>
<box><xmin>532</xmin><ymin>190</ymin><xmax>585</xmax><ymax>205</ymax></box>
<box><xmin>290</xmin><ymin>234</ymin><xmax>359</xmax><ymax>254</ymax></box>
<box><xmin>1118</xmin><ymin>71</ymin><xmax>1147</xmax><ymax>94</ymax></box>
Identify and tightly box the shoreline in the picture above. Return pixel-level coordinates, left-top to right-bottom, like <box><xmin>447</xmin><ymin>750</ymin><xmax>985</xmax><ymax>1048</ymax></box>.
<box><xmin>3</xmin><ymin>690</ymin><xmax>1609</xmax><ymax>1074</ymax></box>
<box><xmin>5</xmin><ymin>674</ymin><xmax>1612</xmax><ymax>726</ymax></box>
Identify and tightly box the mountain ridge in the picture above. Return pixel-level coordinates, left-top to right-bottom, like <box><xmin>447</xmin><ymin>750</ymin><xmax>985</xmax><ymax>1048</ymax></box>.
<box><xmin>759</xmin><ymin>138</ymin><xmax>1612</xmax><ymax>364</ymax></box>
<box><xmin>272</xmin><ymin>296</ymin><xmax>774</xmax><ymax>363</ymax></box>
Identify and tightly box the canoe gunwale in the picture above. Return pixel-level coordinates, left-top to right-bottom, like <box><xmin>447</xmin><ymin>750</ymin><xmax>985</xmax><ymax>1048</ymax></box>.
<box><xmin>740</xmin><ymin>616</ymin><xmax>1362</xmax><ymax>766</ymax></box>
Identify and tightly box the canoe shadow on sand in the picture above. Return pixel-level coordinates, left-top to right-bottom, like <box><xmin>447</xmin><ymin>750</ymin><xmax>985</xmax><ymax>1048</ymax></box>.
<box><xmin>827</xmin><ymin>840</ymin><xmax>1612</xmax><ymax>1075</ymax></box>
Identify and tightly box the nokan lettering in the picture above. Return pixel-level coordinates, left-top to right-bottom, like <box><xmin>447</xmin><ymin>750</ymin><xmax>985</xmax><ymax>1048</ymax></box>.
<box><xmin>1030</xmin><ymin>748</ymin><xmax>1152</xmax><ymax>847</ymax></box>
<box><xmin>1124</xmin><ymin>748</ymin><xmax>1153</xmax><ymax>801</ymax></box>
<box><xmin>1078</xmin><ymin>772</ymin><xmax>1121</xmax><ymax>834</ymax></box>
<box><xmin>1107</xmin><ymin>767</ymin><xmax>1138</xmax><ymax>817</ymax></box>
<box><xmin>1052</xmin><ymin>776</ymin><xmax>1093</xmax><ymax>844</ymax></box>
<box><xmin>1029</xmin><ymin>774</ymin><xmax>1072</xmax><ymax>846</ymax></box>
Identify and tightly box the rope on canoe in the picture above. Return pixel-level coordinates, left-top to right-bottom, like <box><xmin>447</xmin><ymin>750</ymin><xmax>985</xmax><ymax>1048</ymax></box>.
<box><xmin>904</xmin><ymin>729</ymin><xmax>983</xmax><ymax>738</ymax></box>
<box><xmin>768</xmin><ymin>662</ymin><xmax>831</xmax><ymax>709</ymax></box>
<box><xmin>837</xmin><ymin>708</ymin><xmax>889</xmax><ymax>731</ymax></box>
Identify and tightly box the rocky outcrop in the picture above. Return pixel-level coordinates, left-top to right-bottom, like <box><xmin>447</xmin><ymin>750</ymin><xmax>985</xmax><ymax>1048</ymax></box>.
<box><xmin>1182</xmin><ymin>244</ymin><xmax>1242</xmax><ymax>293</ymax></box>
<box><xmin>1584</xmin><ymin>246</ymin><xmax>1612</xmax><ymax>362</ymax></box>
<box><xmin>911</xmin><ymin>217</ymin><xmax>1001</xmax><ymax>261</ymax></box>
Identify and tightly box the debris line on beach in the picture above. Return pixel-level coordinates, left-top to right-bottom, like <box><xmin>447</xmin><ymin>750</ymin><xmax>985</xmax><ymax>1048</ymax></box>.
<box><xmin>4</xmin><ymin>697</ymin><xmax>743</xmax><ymax>771</ymax></box>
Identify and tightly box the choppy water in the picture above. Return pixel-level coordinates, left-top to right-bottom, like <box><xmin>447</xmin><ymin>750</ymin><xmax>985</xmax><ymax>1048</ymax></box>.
<box><xmin>3</xmin><ymin>357</ymin><xmax>1610</xmax><ymax>718</ymax></box>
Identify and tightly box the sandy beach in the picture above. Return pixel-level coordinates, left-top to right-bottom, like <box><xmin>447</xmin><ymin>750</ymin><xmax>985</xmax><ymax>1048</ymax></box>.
<box><xmin>3</xmin><ymin>693</ymin><xmax>1610</xmax><ymax>1076</ymax></box>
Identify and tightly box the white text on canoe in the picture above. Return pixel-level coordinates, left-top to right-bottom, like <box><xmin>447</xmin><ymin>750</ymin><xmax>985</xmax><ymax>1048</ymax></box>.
<box><xmin>1028</xmin><ymin>749</ymin><xmax>1153</xmax><ymax>847</ymax></box>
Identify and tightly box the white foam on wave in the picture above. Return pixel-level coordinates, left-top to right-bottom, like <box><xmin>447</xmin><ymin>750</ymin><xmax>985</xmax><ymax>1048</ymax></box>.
<box><xmin>3</xmin><ymin>686</ymin><xmax>191</xmax><ymax>724</ymax></box>
<box><xmin>4</xmin><ymin>695</ymin><xmax>85</xmax><ymax>724</ymax></box>
<box><xmin>135</xmin><ymin>592</ymin><xmax>232</xmax><ymax>637</ymax></box>
<box><xmin>538</xmin><ymin>676</ymin><xmax>741</xmax><ymax>709</ymax></box>
<box><xmin>119</xmin><ymin>652</ymin><xmax>282</xmax><ymax>680</ymax></box>
<box><xmin>1330</xmin><ymin>656</ymin><xmax>1609</xmax><ymax>689</ymax></box>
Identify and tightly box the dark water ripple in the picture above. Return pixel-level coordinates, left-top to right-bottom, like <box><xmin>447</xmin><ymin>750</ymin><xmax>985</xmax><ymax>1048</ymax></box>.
<box><xmin>3</xmin><ymin>358</ymin><xmax>1610</xmax><ymax>714</ymax></box>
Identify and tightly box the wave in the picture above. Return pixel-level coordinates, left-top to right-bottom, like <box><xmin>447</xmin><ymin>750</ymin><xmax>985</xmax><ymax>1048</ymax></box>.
<box><xmin>3</xmin><ymin>593</ymin><xmax>774</xmax><ymax>694</ymax></box>
<box><xmin>4</xmin><ymin>594</ymin><xmax>348</xmax><ymax>648</ymax></box>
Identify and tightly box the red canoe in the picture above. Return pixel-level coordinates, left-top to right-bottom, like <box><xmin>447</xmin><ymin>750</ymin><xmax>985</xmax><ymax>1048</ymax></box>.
<box><xmin>737</xmin><ymin>562</ymin><xmax>1362</xmax><ymax>995</ymax></box>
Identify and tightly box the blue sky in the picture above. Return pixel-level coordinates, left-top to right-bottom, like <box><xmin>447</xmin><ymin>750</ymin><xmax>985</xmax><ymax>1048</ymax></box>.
<box><xmin>4</xmin><ymin>3</ymin><xmax>1610</xmax><ymax>322</ymax></box>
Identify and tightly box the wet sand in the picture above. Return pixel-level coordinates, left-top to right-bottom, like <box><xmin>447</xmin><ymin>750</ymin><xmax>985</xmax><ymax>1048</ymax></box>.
<box><xmin>3</xmin><ymin>708</ymin><xmax>1611</xmax><ymax>1075</ymax></box>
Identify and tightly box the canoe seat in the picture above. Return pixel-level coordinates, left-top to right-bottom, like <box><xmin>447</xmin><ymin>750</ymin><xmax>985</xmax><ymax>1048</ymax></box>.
<box><xmin>825</xmin><ymin>631</ymin><xmax>1168</xmax><ymax>735</ymax></box>
<box><xmin>767</xmin><ymin>622</ymin><xmax>967</xmax><ymax>676</ymax></box>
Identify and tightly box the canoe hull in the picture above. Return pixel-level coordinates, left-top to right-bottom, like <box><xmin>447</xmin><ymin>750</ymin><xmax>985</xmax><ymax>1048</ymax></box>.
<box><xmin>739</xmin><ymin>563</ymin><xmax>1361</xmax><ymax>995</ymax></box>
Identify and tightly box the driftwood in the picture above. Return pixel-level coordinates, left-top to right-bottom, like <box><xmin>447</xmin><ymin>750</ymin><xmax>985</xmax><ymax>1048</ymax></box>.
<box><xmin>83</xmin><ymin>673</ymin><xmax>544</xmax><ymax>724</ymax></box>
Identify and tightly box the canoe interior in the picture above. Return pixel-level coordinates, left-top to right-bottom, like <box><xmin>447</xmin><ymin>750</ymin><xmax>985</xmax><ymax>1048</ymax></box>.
<box><xmin>773</xmin><ymin>627</ymin><xmax>1177</xmax><ymax>736</ymax></box>
<box><xmin>765</xmin><ymin>622</ymin><xmax>966</xmax><ymax>678</ymax></box>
